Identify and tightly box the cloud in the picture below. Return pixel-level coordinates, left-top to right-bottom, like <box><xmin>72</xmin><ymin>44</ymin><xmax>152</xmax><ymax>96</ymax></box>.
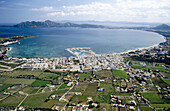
<box><xmin>31</xmin><ymin>6</ymin><xmax>54</xmax><ymax>12</ymax></box>
<box><xmin>15</xmin><ymin>3</ymin><xmax>30</xmax><ymax>6</ymax></box>
<box><xmin>37</xmin><ymin>0</ymin><xmax>170</xmax><ymax>22</ymax></box>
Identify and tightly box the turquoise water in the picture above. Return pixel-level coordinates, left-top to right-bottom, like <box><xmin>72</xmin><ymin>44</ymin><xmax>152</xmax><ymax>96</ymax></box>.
<box><xmin>0</xmin><ymin>27</ymin><xmax>165</xmax><ymax>58</ymax></box>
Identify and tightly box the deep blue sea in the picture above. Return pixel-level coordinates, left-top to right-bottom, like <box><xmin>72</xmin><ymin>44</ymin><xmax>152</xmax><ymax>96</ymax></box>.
<box><xmin>0</xmin><ymin>27</ymin><xmax>165</xmax><ymax>58</ymax></box>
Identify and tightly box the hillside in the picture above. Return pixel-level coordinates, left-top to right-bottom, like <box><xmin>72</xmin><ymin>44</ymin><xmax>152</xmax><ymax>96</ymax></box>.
<box><xmin>153</xmin><ymin>24</ymin><xmax>170</xmax><ymax>30</ymax></box>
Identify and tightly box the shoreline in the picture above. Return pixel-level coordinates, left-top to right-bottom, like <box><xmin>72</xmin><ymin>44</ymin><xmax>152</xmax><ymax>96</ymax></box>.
<box><xmin>117</xmin><ymin>43</ymin><xmax>160</xmax><ymax>55</ymax></box>
<box><xmin>0</xmin><ymin>40</ymin><xmax>18</xmax><ymax>46</ymax></box>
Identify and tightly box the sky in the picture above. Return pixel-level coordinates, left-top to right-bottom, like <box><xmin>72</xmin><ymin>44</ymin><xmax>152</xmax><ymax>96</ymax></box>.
<box><xmin>0</xmin><ymin>0</ymin><xmax>170</xmax><ymax>23</ymax></box>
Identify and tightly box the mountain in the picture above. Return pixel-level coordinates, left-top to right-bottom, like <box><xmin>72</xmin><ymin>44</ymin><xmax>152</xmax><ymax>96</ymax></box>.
<box><xmin>13</xmin><ymin>20</ymin><xmax>106</xmax><ymax>28</ymax></box>
<box><xmin>153</xmin><ymin>24</ymin><xmax>170</xmax><ymax>30</ymax></box>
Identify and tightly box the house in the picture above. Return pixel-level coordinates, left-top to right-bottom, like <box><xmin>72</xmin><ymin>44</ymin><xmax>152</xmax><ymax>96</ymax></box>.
<box><xmin>98</xmin><ymin>88</ymin><xmax>104</xmax><ymax>92</ymax></box>
<box><xmin>129</xmin><ymin>106</ymin><xmax>135</xmax><ymax>110</ymax></box>
<box><xmin>77</xmin><ymin>102</ymin><xmax>89</xmax><ymax>107</ymax></box>
<box><xmin>87</xmin><ymin>96</ymin><xmax>93</xmax><ymax>102</ymax></box>
<box><xmin>67</xmin><ymin>82</ymin><xmax>73</xmax><ymax>86</ymax></box>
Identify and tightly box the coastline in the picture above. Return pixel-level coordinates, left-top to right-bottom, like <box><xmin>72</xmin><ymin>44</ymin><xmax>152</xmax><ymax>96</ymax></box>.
<box><xmin>117</xmin><ymin>43</ymin><xmax>159</xmax><ymax>55</ymax></box>
<box><xmin>0</xmin><ymin>40</ymin><xmax>18</xmax><ymax>46</ymax></box>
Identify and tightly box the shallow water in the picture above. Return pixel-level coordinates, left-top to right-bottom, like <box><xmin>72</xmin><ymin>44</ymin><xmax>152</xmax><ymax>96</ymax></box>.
<box><xmin>0</xmin><ymin>27</ymin><xmax>165</xmax><ymax>58</ymax></box>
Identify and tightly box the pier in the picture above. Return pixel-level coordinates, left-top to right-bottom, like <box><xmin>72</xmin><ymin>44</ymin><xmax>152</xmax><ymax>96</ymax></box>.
<box><xmin>65</xmin><ymin>47</ymin><xmax>96</xmax><ymax>57</ymax></box>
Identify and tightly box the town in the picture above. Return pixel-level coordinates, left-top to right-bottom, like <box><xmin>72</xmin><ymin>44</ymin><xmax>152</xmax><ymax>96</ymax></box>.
<box><xmin>0</xmin><ymin>37</ymin><xmax>169</xmax><ymax>111</ymax></box>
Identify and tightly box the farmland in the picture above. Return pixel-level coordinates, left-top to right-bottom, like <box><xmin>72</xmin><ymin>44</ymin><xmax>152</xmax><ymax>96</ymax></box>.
<box><xmin>112</xmin><ymin>69</ymin><xmax>128</xmax><ymax>79</ymax></box>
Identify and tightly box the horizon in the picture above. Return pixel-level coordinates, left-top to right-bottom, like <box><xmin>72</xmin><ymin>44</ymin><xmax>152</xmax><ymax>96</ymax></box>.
<box><xmin>0</xmin><ymin>20</ymin><xmax>170</xmax><ymax>26</ymax></box>
<box><xmin>0</xmin><ymin>0</ymin><xmax>170</xmax><ymax>23</ymax></box>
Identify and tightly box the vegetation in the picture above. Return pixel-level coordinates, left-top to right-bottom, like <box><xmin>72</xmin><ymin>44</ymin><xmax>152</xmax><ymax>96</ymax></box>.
<box><xmin>96</xmin><ymin>83</ymin><xmax>113</xmax><ymax>103</ymax></box>
<box><xmin>162</xmin><ymin>79</ymin><xmax>170</xmax><ymax>85</ymax></box>
<box><xmin>112</xmin><ymin>69</ymin><xmax>128</xmax><ymax>79</ymax></box>
<box><xmin>0</xmin><ymin>93</ymin><xmax>25</xmax><ymax>107</ymax></box>
<box><xmin>21</xmin><ymin>87</ymin><xmax>41</xmax><ymax>94</ymax></box>
<box><xmin>22</xmin><ymin>92</ymin><xmax>52</xmax><ymax>108</ymax></box>
<box><xmin>132</xmin><ymin>65</ymin><xmax>170</xmax><ymax>72</ymax></box>
<box><xmin>31</xmin><ymin>80</ymin><xmax>50</xmax><ymax>87</ymax></box>
<box><xmin>79</xmin><ymin>73</ymin><xmax>91</xmax><ymax>81</ymax></box>
<box><xmin>151</xmin><ymin>104</ymin><xmax>170</xmax><ymax>108</ymax></box>
<box><xmin>52</xmin><ymin>89</ymin><xmax>69</xmax><ymax>94</ymax></box>
<box><xmin>3</xmin><ymin>78</ymin><xmax>35</xmax><ymax>85</ymax></box>
<box><xmin>58</xmin><ymin>84</ymin><xmax>68</xmax><ymax>90</ymax></box>
<box><xmin>0</xmin><ymin>84</ymin><xmax>12</xmax><ymax>92</ymax></box>
<box><xmin>142</xmin><ymin>93</ymin><xmax>169</xmax><ymax>104</ymax></box>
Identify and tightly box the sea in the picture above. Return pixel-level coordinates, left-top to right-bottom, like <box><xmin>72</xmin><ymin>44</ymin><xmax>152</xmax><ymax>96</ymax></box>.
<box><xmin>0</xmin><ymin>27</ymin><xmax>165</xmax><ymax>58</ymax></box>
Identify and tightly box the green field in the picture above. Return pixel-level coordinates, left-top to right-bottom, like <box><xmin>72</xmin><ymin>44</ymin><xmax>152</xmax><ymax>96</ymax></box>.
<box><xmin>0</xmin><ymin>93</ymin><xmax>25</xmax><ymax>107</ymax></box>
<box><xmin>21</xmin><ymin>87</ymin><xmax>41</xmax><ymax>94</ymax></box>
<box><xmin>52</xmin><ymin>89</ymin><xmax>69</xmax><ymax>94</ymax></box>
<box><xmin>0</xmin><ymin>84</ymin><xmax>12</xmax><ymax>92</ymax></box>
<box><xmin>132</xmin><ymin>66</ymin><xmax>170</xmax><ymax>72</ymax></box>
<box><xmin>41</xmin><ymin>99</ymin><xmax>65</xmax><ymax>109</ymax></box>
<box><xmin>112</xmin><ymin>69</ymin><xmax>128</xmax><ymax>79</ymax></box>
<box><xmin>151</xmin><ymin>104</ymin><xmax>170</xmax><ymax>108</ymax></box>
<box><xmin>71</xmin><ymin>95</ymin><xmax>87</xmax><ymax>102</ymax></box>
<box><xmin>142</xmin><ymin>93</ymin><xmax>170</xmax><ymax>104</ymax></box>
<box><xmin>3</xmin><ymin>78</ymin><xmax>35</xmax><ymax>85</ymax></box>
<box><xmin>96</xmin><ymin>83</ymin><xmax>113</xmax><ymax>103</ymax></box>
<box><xmin>31</xmin><ymin>80</ymin><xmax>50</xmax><ymax>87</ymax></box>
<box><xmin>140</xmin><ymin>106</ymin><xmax>153</xmax><ymax>111</ymax></box>
<box><xmin>22</xmin><ymin>92</ymin><xmax>52</xmax><ymax>108</ymax></box>
<box><xmin>71</xmin><ymin>83</ymin><xmax>98</xmax><ymax>102</ymax></box>
<box><xmin>162</xmin><ymin>79</ymin><xmax>170</xmax><ymax>85</ymax></box>
<box><xmin>79</xmin><ymin>73</ymin><xmax>91</xmax><ymax>81</ymax></box>
<box><xmin>58</xmin><ymin>84</ymin><xmax>69</xmax><ymax>90</ymax></box>
<box><xmin>39</xmin><ymin>72</ymin><xmax>59</xmax><ymax>80</ymax></box>
<box><xmin>0</xmin><ymin>69</ymin><xmax>42</xmax><ymax>77</ymax></box>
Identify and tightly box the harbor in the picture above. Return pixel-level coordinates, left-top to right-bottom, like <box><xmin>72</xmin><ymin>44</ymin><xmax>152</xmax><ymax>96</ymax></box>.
<box><xmin>65</xmin><ymin>47</ymin><xmax>96</xmax><ymax>57</ymax></box>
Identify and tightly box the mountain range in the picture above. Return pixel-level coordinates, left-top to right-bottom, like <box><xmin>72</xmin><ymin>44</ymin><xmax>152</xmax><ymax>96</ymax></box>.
<box><xmin>13</xmin><ymin>20</ymin><xmax>106</xmax><ymax>28</ymax></box>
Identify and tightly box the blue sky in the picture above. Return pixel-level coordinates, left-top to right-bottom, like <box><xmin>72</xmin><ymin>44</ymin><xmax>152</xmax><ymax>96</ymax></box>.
<box><xmin>0</xmin><ymin>0</ymin><xmax>170</xmax><ymax>23</ymax></box>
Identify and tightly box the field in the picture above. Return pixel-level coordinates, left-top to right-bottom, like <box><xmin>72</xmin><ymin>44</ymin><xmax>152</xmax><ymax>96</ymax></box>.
<box><xmin>0</xmin><ymin>69</ymin><xmax>42</xmax><ymax>77</ymax></box>
<box><xmin>151</xmin><ymin>104</ymin><xmax>170</xmax><ymax>108</ymax></box>
<box><xmin>21</xmin><ymin>86</ymin><xmax>41</xmax><ymax>94</ymax></box>
<box><xmin>96</xmin><ymin>83</ymin><xmax>113</xmax><ymax>103</ymax></box>
<box><xmin>95</xmin><ymin>70</ymin><xmax>113</xmax><ymax>78</ymax></box>
<box><xmin>100</xmin><ymin>103</ymin><xmax>113</xmax><ymax>111</ymax></box>
<box><xmin>3</xmin><ymin>78</ymin><xmax>35</xmax><ymax>85</ymax></box>
<box><xmin>0</xmin><ymin>84</ymin><xmax>12</xmax><ymax>92</ymax></box>
<box><xmin>0</xmin><ymin>93</ymin><xmax>25</xmax><ymax>107</ymax></box>
<box><xmin>71</xmin><ymin>95</ymin><xmax>88</xmax><ymax>102</ymax></box>
<box><xmin>83</xmin><ymin>83</ymin><xmax>98</xmax><ymax>97</ymax></box>
<box><xmin>142</xmin><ymin>93</ymin><xmax>170</xmax><ymax>104</ymax></box>
<box><xmin>112</xmin><ymin>69</ymin><xmax>128</xmax><ymax>79</ymax></box>
<box><xmin>139</xmin><ymin>106</ymin><xmax>153</xmax><ymax>111</ymax></box>
<box><xmin>132</xmin><ymin>66</ymin><xmax>170</xmax><ymax>72</ymax></box>
<box><xmin>162</xmin><ymin>79</ymin><xmax>170</xmax><ymax>85</ymax></box>
<box><xmin>52</xmin><ymin>89</ymin><xmax>69</xmax><ymax>94</ymax></box>
<box><xmin>22</xmin><ymin>92</ymin><xmax>52</xmax><ymax>108</ymax></box>
<box><xmin>70</xmin><ymin>82</ymin><xmax>88</xmax><ymax>93</ymax></box>
<box><xmin>41</xmin><ymin>99</ymin><xmax>66</xmax><ymax>109</ymax></box>
<box><xmin>71</xmin><ymin>83</ymin><xmax>98</xmax><ymax>102</ymax></box>
<box><xmin>39</xmin><ymin>72</ymin><xmax>59</xmax><ymax>80</ymax></box>
<box><xmin>79</xmin><ymin>73</ymin><xmax>91</xmax><ymax>81</ymax></box>
<box><xmin>58</xmin><ymin>84</ymin><xmax>69</xmax><ymax>90</ymax></box>
<box><xmin>31</xmin><ymin>80</ymin><xmax>50</xmax><ymax>87</ymax></box>
<box><xmin>152</xmin><ymin>78</ymin><xmax>169</xmax><ymax>88</ymax></box>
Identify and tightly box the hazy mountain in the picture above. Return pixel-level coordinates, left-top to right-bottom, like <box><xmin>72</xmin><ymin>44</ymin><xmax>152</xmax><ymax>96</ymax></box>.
<box><xmin>13</xmin><ymin>20</ymin><xmax>105</xmax><ymax>28</ymax></box>
<box><xmin>153</xmin><ymin>24</ymin><xmax>170</xmax><ymax>30</ymax></box>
